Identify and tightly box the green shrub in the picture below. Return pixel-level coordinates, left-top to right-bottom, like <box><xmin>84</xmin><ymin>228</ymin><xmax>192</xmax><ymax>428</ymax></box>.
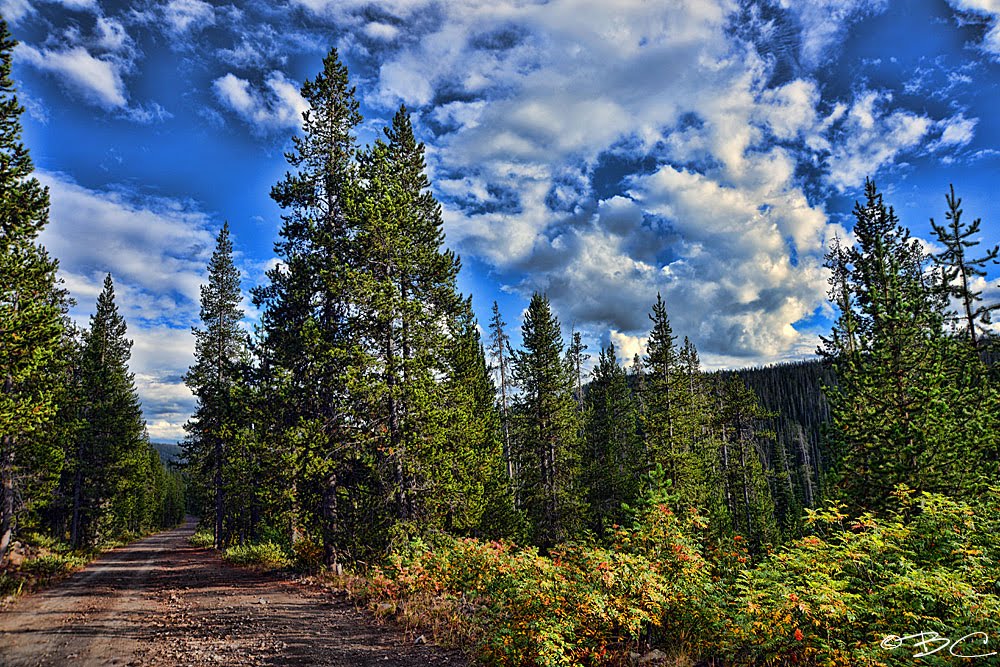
<box><xmin>0</xmin><ymin>572</ymin><xmax>24</xmax><ymax>597</ymax></box>
<box><xmin>189</xmin><ymin>530</ymin><xmax>215</xmax><ymax>548</ymax></box>
<box><xmin>19</xmin><ymin>553</ymin><xmax>85</xmax><ymax>578</ymax></box>
<box><xmin>724</xmin><ymin>486</ymin><xmax>1000</xmax><ymax>666</ymax></box>
<box><xmin>359</xmin><ymin>478</ymin><xmax>719</xmax><ymax>666</ymax></box>
<box><xmin>223</xmin><ymin>542</ymin><xmax>292</xmax><ymax>569</ymax></box>
<box><xmin>292</xmin><ymin>537</ymin><xmax>325</xmax><ymax>572</ymax></box>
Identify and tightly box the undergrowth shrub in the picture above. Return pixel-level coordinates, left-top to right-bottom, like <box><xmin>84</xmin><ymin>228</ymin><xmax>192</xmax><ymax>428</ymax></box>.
<box><xmin>292</xmin><ymin>537</ymin><xmax>325</xmax><ymax>572</ymax></box>
<box><xmin>189</xmin><ymin>530</ymin><xmax>215</xmax><ymax>548</ymax></box>
<box><xmin>223</xmin><ymin>541</ymin><xmax>292</xmax><ymax>568</ymax></box>
<box><xmin>724</xmin><ymin>486</ymin><xmax>1000</xmax><ymax>666</ymax></box>
<box><xmin>354</xmin><ymin>483</ymin><xmax>1000</xmax><ymax>666</ymax></box>
<box><xmin>359</xmin><ymin>472</ymin><xmax>719</xmax><ymax>666</ymax></box>
<box><xmin>0</xmin><ymin>572</ymin><xmax>24</xmax><ymax>597</ymax></box>
<box><xmin>19</xmin><ymin>553</ymin><xmax>85</xmax><ymax>578</ymax></box>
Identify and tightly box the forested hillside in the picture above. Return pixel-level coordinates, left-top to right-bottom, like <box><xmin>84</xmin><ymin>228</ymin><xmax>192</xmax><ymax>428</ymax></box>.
<box><xmin>3</xmin><ymin>19</ymin><xmax>1000</xmax><ymax>667</ymax></box>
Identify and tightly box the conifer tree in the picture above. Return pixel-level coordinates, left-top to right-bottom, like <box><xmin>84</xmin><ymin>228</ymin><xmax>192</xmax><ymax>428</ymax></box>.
<box><xmin>642</xmin><ymin>294</ymin><xmax>688</xmax><ymax>488</ymax></box>
<box><xmin>711</xmin><ymin>376</ymin><xmax>778</xmax><ymax>550</ymax></box>
<box><xmin>184</xmin><ymin>222</ymin><xmax>247</xmax><ymax>548</ymax></box>
<box><xmin>488</xmin><ymin>301</ymin><xmax>515</xmax><ymax>485</ymax></box>
<box><xmin>0</xmin><ymin>20</ymin><xmax>67</xmax><ymax>562</ymax></box>
<box><xmin>582</xmin><ymin>343</ymin><xmax>642</xmax><ymax>537</ymax></box>
<box><xmin>510</xmin><ymin>293</ymin><xmax>583</xmax><ymax>548</ymax></box>
<box><xmin>929</xmin><ymin>185</ymin><xmax>999</xmax><ymax>347</ymax></box>
<box><xmin>252</xmin><ymin>48</ymin><xmax>362</xmax><ymax>562</ymax></box>
<box><xmin>70</xmin><ymin>275</ymin><xmax>145</xmax><ymax>546</ymax></box>
<box><xmin>820</xmin><ymin>180</ymin><xmax>993</xmax><ymax>511</ymax></box>
<box><xmin>349</xmin><ymin>104</ymin><xmax>463</xmax><ymax>531</ymax></box>
<box><xmin>438</xmin><ymin>299</ymin><xmax>519</xmax><ymax>537</ymax></box>
<box><xmin>566</xmin><ymin>331</ymin><xmax>589</xmax><ymax>409</ymax></box>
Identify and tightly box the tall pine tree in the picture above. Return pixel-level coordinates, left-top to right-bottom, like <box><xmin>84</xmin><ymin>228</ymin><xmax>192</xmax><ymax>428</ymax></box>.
<box><xmin>510</xmin><ymin>293</ymin><xmax>583</xmax><ymax>548</ymax></box>
<box><xmin>929</xmin><ymin>185</ymin><xmax>999</xmax><ymax>347</ymax></box>
<box><xmin>69</xmin><ymin>275</ymin><xmax>146</xmax><ymax>546</ymax></box>
<box><xmin>348</xmin><ymin>104</ymin><xmax>464</xmax><ymax>532</ymax></box>
<box><xmin>252</xmin><ymin>48</ymin><xmax>362</xmax><ymax>563</ymax></box>
<box><xmin>184</xmin><ymin>222</ymin><xmax>248</xmax><ymax>548</ymax></box>
<box><xmin>0</xmin><ymin>20</ymin><xmax>67</xmax><ymax>562</ymax></box>
<box><xmin>582</xmin><ymin>343</ymin><xmax>642</xmax><ymax>537</ymax></box>
<box><xmin>820</xmin><ymin>180</ymin><xmax>993</xmax><ymax>511</ymax></box>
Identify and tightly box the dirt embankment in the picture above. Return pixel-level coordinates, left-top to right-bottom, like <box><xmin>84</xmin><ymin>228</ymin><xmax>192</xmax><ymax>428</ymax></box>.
<box><xmin>0</xmin><ymin>520</ymin><xmax>466</xmax><ymax>667</ymax></box>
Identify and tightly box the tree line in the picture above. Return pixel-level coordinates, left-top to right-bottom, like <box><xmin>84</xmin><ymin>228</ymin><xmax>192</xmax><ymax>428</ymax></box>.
<box><xmin>3</xmin><ymin>31</ymin><xmax>998</xmax><ymax>571</ymax></box>
<box><xmin>180</xmin><ymin>49</ymin><xmax>1000</xmax><ymax>563</ymax></box>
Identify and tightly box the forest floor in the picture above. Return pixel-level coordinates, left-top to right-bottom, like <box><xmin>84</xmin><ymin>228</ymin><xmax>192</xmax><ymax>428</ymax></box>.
<box><xmin>0</xmin><ymin>519</ymin><xmax>467</xmax><ymax>666</ymax></box>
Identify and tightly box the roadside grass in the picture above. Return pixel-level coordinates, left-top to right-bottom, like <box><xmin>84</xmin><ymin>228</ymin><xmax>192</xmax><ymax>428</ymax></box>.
<box><xmin>188</xmin><ymin>530</ymin><xmax>215</xmax><ymax>548</ymax></box>
<box><xmin>0</xmin><ymin>535</ymin><xmax>88</xmax><ymax>606</ymax></box>
<box><xmin>222</xmin><ymin>542</ymin><xmax>292</xmax><ymax>569</ymax></box>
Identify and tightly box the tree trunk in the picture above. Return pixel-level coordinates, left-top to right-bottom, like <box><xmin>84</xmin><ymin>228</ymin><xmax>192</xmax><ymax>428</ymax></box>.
<box><xmin>0</xmin><ymin>433</ymin><xmax>15</xmax><ymax>563</ymax></box>
<box><xmin>321</xmin><ymin>470</ymin><xmax>342</xmax><ymax>573</ymax></box>
<box><xmin>214</xmin><ymin>435</ymin><xmax>225</xmax><ymax>549</ymax></box>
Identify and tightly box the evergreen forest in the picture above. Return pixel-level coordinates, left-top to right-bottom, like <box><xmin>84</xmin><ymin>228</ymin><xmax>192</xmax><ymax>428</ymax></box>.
<box><xmin>3</xmin><ymin>25</ymin><xmax>1000</xmax><ymax>667</ymax></box>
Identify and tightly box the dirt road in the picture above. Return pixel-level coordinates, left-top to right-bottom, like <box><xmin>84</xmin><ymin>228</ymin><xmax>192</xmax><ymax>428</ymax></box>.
<box><xmin>0</xmin><ymin>520</ymin><xmax>466</xmax><ymax>666</ymax></box>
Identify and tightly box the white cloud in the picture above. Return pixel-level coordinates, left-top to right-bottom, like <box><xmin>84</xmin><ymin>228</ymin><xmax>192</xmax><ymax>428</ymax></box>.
<box><xmin>0</xmin><ymin>0</ymin><xmax>35</xmax><ymax>23</ymax></box>
<box><xmin>826</xmin><ymin>91</ymin><xmax>933</xmax><ymax>191</ymax></box>
<box><xmin>610</xmin><ymin>330</ymin><xmax>646</xmax><ymax>367</ymax></box>
<box><xmin>364</xmin><ymin>22</ymin><xmax>401</xmax><ymax>41</ymax></box>
<box><xmin>164</xmin><ymin>0</ymin><xmax>216</xmax><ymax>35</ymax></box>
<box><xmin>0</xmin><ymin>0</ymin><xmax>97</xmax><ymax>23</ymax></box>
<box><xmin>15</xmin><ymin>43</ymin><xmax>127</xmax><ymax>109</ymax></box>
<box><xmin>779</xmin><ymin>0</ymin><xmax>889</xmax><ymax>68</ymax></box>
<box><xmin>213</xmin><ymin>71</ymin><xmax>308</xmax><ymax>131</ymax></box>
<box><xmin>95</xmin><ymin>16</ymin><xmax>129</xmax><ymax>51</ymax></box>
<box><xmin>37</xmin><ymin>172</ymin><xmax>223</xmax><ymax>441</ymax></box>
<box><xmin>948</xmin><ymin>0</ymin><xmax>1000</xmax><ymax>57</ymax></box>
<box><xmin>937</xmin><ymin>113</ymin><xmax>978</xmax><ymax>147</ymax></box>
<box><xmin>132</xmin><ymin>328</ymin><xmax>198</xmax><ymax>442</ymax></box>
<box><xmin>292</xmin><ymin>0</ymin><xmax>431</xmax><ymax>19</ymax></box>
<box><xmin>304</xmin><ymin>0</ymin><xmax>973</xmax><ymax>364</ymax></box>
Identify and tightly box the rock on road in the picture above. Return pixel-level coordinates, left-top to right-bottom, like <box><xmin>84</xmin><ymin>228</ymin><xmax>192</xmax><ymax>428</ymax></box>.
<box><xmin>0</xmin><ymin>520</ymin><xmax>465</xmax><ymax>666</ymax></box>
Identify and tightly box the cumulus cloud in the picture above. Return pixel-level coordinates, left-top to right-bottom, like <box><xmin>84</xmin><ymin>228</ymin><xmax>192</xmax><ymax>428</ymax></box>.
<box><xmin>164</xmin><ymin>0</ymin><xmax>216</xmax><ymax>35</ymax></box>
<box><xmin>213</xmin><ymin>71</ymin><xmax>308</xmax><ymax>131</ymax></box>
<box><xmin>15</xmin><ymin>43</ymin><xmax>127</xmax><ymax>109</ymax></box>
<box><xmin>284</xmin><ymin>0</ymin><xmax>976</xmax><ymax>366</ymax></box>
<box><xmin>347</xmin><ymin>0</ymin><xmax>833</xmax><ymax>359</ymax></box>
<box><xmin>826</xmin><ymin>91</ymin><xmax>933</xmax><ymax>191</ymax></box>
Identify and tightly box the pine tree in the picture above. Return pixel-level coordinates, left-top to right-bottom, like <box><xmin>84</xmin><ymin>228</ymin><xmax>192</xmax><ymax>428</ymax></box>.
<box><xmin>929</xmin><ymin>185</ymin><xmax>999</xmax><ymax>347</ymax></box>
<box><xmin>820</xmin><ymin>180</ymin><xmax>991</xmax><ymax>511</ymax></box>
<box><xmin>0</xmin><ymin>20</ymin><xmax>67</xmax><ymax>562</ymax></box>
<box><xmin>348</xmin><ymin>104</ymin><xmax>463</xmax><ymax>532</ymax></box>
<box><xmin>582</xmin><ymin>343</ymin><xmax>642</xmax><ymax>537</ymax></box>
<box><xmin>641</xmin><ymin>294</ymin><xmax>687</xmax><ymax>486</ymax></box>
<box><xmin>510</xmin><ymin>293</ymin><xmax>583</xmax><ymax>548</ymax></box>
<box><xmin>711</xmin><ymin>376</ymin><xmax>778</xmax><ymax>550</ymax></box>
<box><xmin>70</xmin><ymin>275</ymin><xmax>146</xmax><ymax>546</ymax></box>
<box><xmin>488</xmin><ymin>301</ymin><xmax>515</xmax><ymax>486</ymax></box>
<box><xmin>183</xmin><ymin>222</ymin><xmax>247</xmax><ymax>548</ymax></box>
<box><xmin>566</xmin><ymin>331</ymin><xmax>589</xmax><ymax>409</ymax></box>
<box><xmin>251</xmin><ymin>48</ymin><xmax>362</xmax><ymax>563</ymax></box>
<box><xmin>437</xmin><ymin>298</ymin><xmax>519</xmax><ymax>537</ymax></box>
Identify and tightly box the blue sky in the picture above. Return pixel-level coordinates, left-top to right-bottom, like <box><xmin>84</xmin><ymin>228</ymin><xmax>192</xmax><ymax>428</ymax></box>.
<box><xmin>6</xmin><ymin>0</ymin><xmax>1000</xmax><ymax>441</ymax></box>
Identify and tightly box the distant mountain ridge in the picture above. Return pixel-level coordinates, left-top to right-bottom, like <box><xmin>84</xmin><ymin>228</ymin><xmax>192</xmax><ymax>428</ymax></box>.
<box><xmin>152</xmin><ymin>441</ymin><xmax>183</xmax><ymax>464</ymax></box>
